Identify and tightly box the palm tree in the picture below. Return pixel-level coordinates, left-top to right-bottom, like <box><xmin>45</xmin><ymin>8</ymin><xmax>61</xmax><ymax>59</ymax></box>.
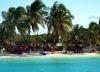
<box><xmin>15</xmin><ymin>6</ymin><xmax>30</xmax><ymax>43</ymax></box>
<box><xmin>1</xmin><ymin>6</ymin><xmax>30</xmax><ymax>46</ymax></box>
<box><xmin>0</xmin><ymin>22</ymin><xmax>7</xmax><ymax>45</ymax></box>
<box><xmin>47</xmin><ymin>2</ymin><xmax>73</xmax><ymax>44</ymax></box>
<box><xmin>26</xmin><ymin>5</ymin><xmax>32</xmax><ymax>44</ymax></box>
<box><xmin>1</xmin><ymin>7</ymin><xmax>16</xmax><ymax>44</ymax></box>
<box><xmin>71</xmin><ymin>24</ymin><xmax>80</xmax><ymax>43</ymax></box>
<box><xmin>30</xmin><ymin>0</ymin><xmax>47</xmax><ymax>32</ymax></box>
<box><xmin>88</xmin><ymin>22</ymin><xmax>98</xmax><ymax>45</ymax></box>
<box><xmin>24</xmin><ymin>0</ymin><xmax>47</xmax><ymax>45</ymax></box>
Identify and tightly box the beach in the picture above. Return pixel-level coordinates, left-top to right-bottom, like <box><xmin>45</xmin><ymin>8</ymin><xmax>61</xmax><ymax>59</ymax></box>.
<box><xmin>0</xmin><ymin>53</ymin><xmax>100</xmax><ymax>59</ymax></box>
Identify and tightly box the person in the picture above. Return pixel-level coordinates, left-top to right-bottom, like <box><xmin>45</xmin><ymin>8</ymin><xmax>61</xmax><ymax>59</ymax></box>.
<box><xmin>1</xmin><ymin>48</ymin><xmax>5</xmax><ymax>55</ymax></box>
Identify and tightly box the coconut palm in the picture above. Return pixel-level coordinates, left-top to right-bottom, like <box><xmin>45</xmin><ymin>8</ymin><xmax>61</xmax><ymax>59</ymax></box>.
<box><xmin>88</xmin><ymin>22</ymin><xmax>96</xmax><ymax>44</ymax></box>
<box><xmin>15</xmin><ymin>6</ymin><xmax>30</xmax><ymax>41</ymax></box>
<box><xmin>1</xmin><ymin>7</ymin><xmax>30</xmax><ymax>45</ymax></box>
<box><xmin>47</xmin><ymin>2</ymin><xmax>73</xmax><ymax>44</ymax></box>
<box><xmin>0</xmin><ymin>22</ymin><xmax>7</xmax><ymax>45</ymax></box>
<box><xmin>30</xmin><ymin>0</ymin><xmax>47</xmax><ymax>32</ymax></box>
<box><xmin>1</xmin><ymin>7</ymin><xmax>16</xmax><ymax>44</ymax></box>
<box><xmin>88</xmin><ymin>22</ymin><xmax>100</xmax><ymax>45</ymax></box>
<box><xmin>25</xmin><ymin>5</ymin><xmax>32</xmax><ymax>44</ymax></box>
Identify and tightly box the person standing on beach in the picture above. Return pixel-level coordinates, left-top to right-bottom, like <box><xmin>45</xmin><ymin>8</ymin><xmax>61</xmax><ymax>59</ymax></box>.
<box><xmin>1</xmin><ymin>48</ymin><xmax>5</xmax><ymax>55</ymax></box>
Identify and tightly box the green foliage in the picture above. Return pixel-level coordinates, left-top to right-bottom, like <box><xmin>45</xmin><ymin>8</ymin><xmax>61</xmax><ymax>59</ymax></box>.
<box><xmin>30</xmin><ymin>0</ymin><xmax>47</xmax><ymax>32</ymax></box>
<box><xmin>46</xmin><ymin>2</ymin><xmax>73</xmax><ymax>44</ymax></box>
<box><xmin>0</xmin><ymin>0</ymin><xmax>100</xmax><ymax>51</ymax></box>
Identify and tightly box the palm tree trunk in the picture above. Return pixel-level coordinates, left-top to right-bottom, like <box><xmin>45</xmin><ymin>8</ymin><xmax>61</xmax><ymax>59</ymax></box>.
<box><xmin>26</xmin><ymin>25</ymin><xmax>31</xmax><ymax>44</ymax></box>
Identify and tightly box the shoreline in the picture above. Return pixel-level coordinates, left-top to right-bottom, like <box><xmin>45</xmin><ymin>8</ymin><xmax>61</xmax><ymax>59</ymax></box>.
<box><xmin>0</xmin><ymin>53</ymin><xmax>100</xmax><ymax>59</ymax></box>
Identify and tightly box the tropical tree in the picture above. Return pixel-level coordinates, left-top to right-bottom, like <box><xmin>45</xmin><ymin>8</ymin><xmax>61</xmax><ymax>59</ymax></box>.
<box><xmin>1</xmin><ymin>7</ymin><xmax>16</xmax><ymax>44</ymax></box>
<box><xmin>88</xmin><ymin>22</ymin><xmax>100</xmax><ymax>45</ymax></box>
<box><xmin>15</xmin><ymin>6</ymin><xmax>30</xmax><ymax>43</ymax></box>
<box><xmin>24</xmin><ymin>0</ymin><xmax>47</xmax><ymax>44</ymax></box>
<box><xmin>47</xmin><ymin>2</ymin><xmax>73</xmax><ymax>44</ymax></box>
<box><xmin>30</xmin><ymin>0</ymin><xmax>47</xmax><ymax>32</ymax></box>
<box><xmin>0</xmin><ymin>22</ymin><xmax>7</xmax><ymax>45</ymax></box>
<box><xmin>1</xmin><ymin>6</ymin><xmax>30</xmax><ymax>46</ymax></box>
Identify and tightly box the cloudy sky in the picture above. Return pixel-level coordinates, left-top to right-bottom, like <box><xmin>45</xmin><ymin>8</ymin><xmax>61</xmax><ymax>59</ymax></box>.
<box><xmin>0</xmin><ymin>0</ymin><xmax>100</xmax><ymax>34</ymax></box>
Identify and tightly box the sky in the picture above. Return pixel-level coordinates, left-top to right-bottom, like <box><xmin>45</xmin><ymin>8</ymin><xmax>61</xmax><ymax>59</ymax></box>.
<box><xmin>0</xmin><ymin>0</ymin><xmax>100</xmax><ymax>34</ymax></box>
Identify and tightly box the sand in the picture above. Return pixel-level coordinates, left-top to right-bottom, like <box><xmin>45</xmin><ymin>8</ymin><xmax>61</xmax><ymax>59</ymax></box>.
<box><xmin>0</xmin><ymin>53</ymin><xmax>100</xmax><ymax>59</ymax></box>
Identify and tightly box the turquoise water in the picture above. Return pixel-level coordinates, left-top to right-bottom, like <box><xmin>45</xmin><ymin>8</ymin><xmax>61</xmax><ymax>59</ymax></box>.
<box><xmin>0</xmin><ymin>56</ymin><xmax>100</xmax><ymax>72</ymax></box>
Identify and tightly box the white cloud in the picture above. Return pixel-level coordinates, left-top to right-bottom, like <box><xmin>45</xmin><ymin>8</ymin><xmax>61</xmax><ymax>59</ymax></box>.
<box><xmin>88</xmin><ymin>16</ymin><xmax>99</xmax><ymax>19</ymax></box>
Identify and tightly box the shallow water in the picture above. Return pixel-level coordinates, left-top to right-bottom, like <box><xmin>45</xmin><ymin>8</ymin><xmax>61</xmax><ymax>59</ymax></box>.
<box><xmin>0</xmin><ymin>56</ymin><xmax>100</xmax><ymax>72</ymax></box>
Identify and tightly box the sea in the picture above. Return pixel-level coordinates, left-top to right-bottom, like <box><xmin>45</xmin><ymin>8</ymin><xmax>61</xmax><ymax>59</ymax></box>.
<box><xmin>0</xmin><ymin>56</ymin><xmax>100</xmax><ymax>72</ymax></box>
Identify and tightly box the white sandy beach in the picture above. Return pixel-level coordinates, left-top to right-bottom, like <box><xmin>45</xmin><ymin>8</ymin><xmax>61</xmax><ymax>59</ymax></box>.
<box><xmin>0</xmin><ymin>53</ymin><xmax>100</xmax><ymax>59</ymax></box>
